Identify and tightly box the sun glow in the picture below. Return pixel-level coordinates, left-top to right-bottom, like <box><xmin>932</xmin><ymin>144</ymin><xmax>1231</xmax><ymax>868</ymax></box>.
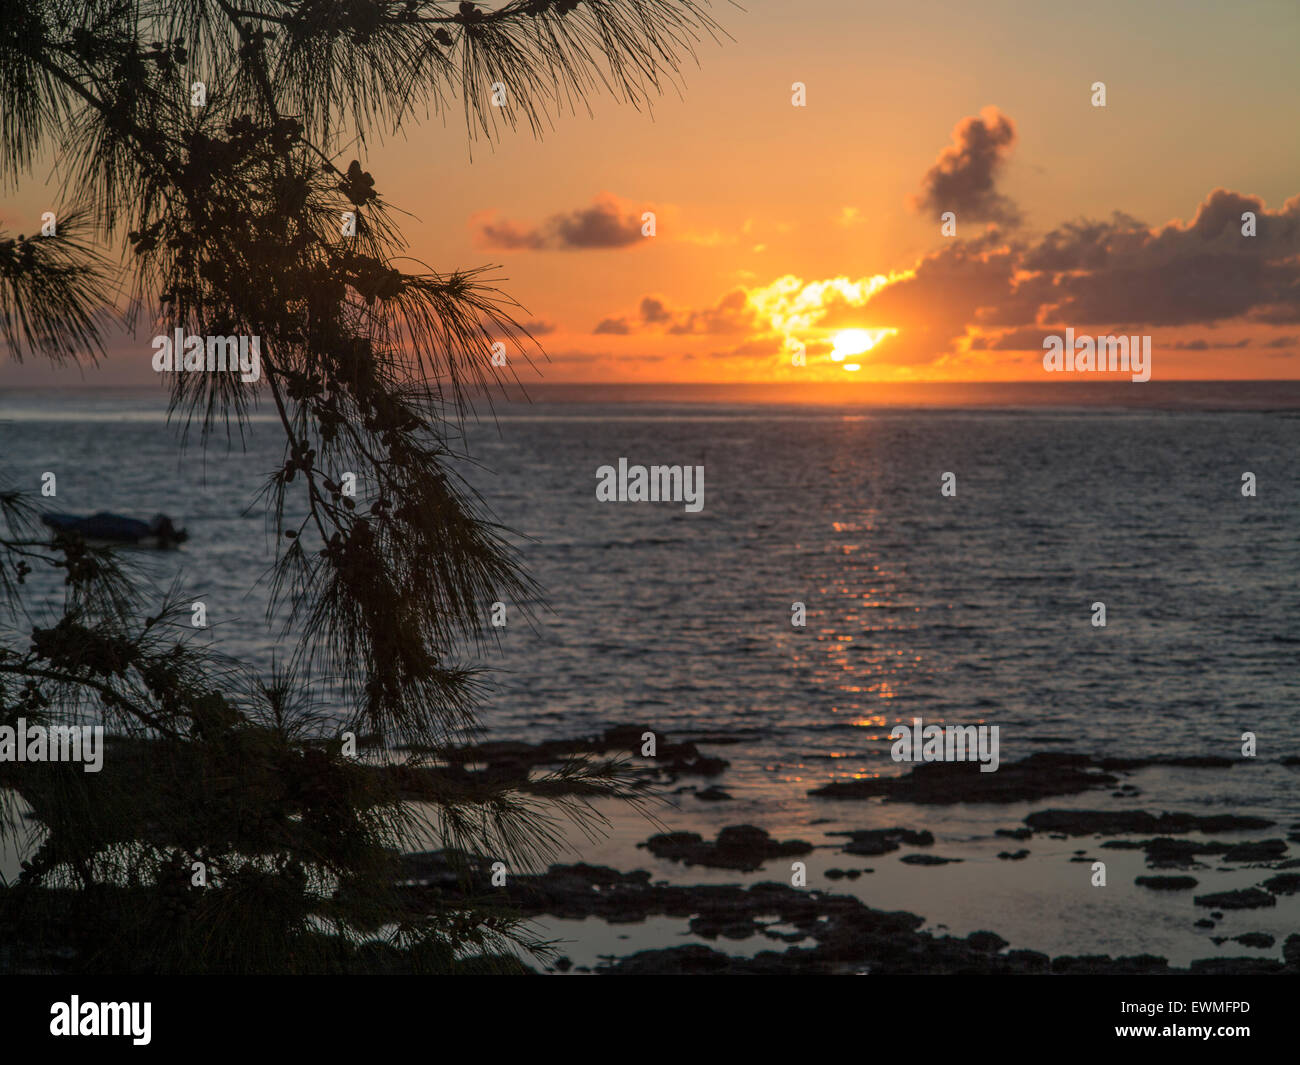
<box><xmin>748</xmin><ymin>274</ymin><xmax>903</xmax><ymax>336</ymax></box>
<box><xmin>830</xmin><ymin>328</ymin><xmax>896</xmax><ymax>369</ymax></box>
<box><xmin>739</xmin><ymin>274</ymin><xmax>909</xmax><ymax>376</ymax></box>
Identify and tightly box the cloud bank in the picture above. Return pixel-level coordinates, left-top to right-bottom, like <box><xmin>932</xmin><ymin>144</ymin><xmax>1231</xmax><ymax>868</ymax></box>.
<box><xmin>473</xmin><ymin>192</ymin><xmax>648</xmax><ymax>251</ymax></box>
<box><xmin>594</xmin><ymin>187</ymin><xmax>1300</xmax><ymax>368</ymax></box>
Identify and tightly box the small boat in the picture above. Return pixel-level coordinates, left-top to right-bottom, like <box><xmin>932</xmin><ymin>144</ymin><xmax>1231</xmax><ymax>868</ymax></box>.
<box><xmin>42</xmin><ymin>512</ymin><xmax>188</xmax><ymax>548</ymax></box>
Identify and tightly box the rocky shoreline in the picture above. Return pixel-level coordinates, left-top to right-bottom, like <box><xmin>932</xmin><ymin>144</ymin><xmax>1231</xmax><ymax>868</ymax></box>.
<box><xmin>387</xmin><ymin>735</ymin><xmax>1300</xmax><ymax>973</ymax></box>
<box><xmin>399</xmin><ymin>850</ymin><xmax>1300</xmax><ymax>975</ymax></box>
<box><xmin>35</xmin><ymin>732</ymin><xmax>1291</xmax><ymax>973</ymax></box>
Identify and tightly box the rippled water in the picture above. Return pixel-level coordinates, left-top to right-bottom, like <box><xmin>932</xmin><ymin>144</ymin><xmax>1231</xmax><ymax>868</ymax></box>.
<box><xmin>471</xmin><ymin>404</ymin><xmax>1300</xmax><ymax>791</ymax></box>
<box><xmin>3</xmin><ymin>387</ymin><xmax>1299</xmax><ymax>963</ymax></box>
<box><xmin>3</xmin><ymin>389</ymin><xmax>1298</xmax><ymax>790</ymax></box>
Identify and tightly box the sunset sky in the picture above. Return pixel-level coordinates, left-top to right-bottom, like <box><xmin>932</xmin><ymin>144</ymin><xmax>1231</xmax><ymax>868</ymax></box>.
<box><xmin>2</xmin><ymin>0</ymin><xmax>1298</xmax><ymax>386</ymax></box>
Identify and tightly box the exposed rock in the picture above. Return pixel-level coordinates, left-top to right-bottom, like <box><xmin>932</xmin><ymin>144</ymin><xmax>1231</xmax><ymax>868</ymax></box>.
<box><xmin>601</xmin><ymin>944</ymin><xmax>735</xmax><ymax>974</ymax></box>
<box><xmin>1261</xmin><ymin>873</ymin><xmax>1300</xmax><ymax>895</ymax></box>
<box><xmin>431</xmin><ymin>724</ymin><xmax>731</xmax><ymax>783</ymax></box>
<box><xmin>694</xmin><ymin>786</ymin><xmax>733</xmax><ymax>802</ymax></box>
<box><xmin>1051</xmin><ymin>954</ymin><xmax>1169</xmax><ymax>974</ymax></box>
<box><xmin>1233</xmin><ymin>932</ymin><xmax>1274</xmax><ymax>949</ymax></box>
<box><xmin>995</xmin><ymin>827</ymin><xmax>1032</xmax><ymax>840</ymax></box>
<box><xmin>1189</xmin><ymin>957</ymin><xmax>1283</xmax><ymax>974</ymax></box>
<box><xmin>1135</xmin><ymin>875</ymin><xmax>1198</xmax><ymax>890</ymax></box>
<box><xmin>1193</xmin><ymin>888</ymin><xmax>1276</xmax><ymax>910</ymax></box>
<box><xmin>1006</xmin><ymin>950</ymin><xmax>1051</xmax><ymax>973</ymax></box>
<box><xmin>966</xmin><ymin>931</ymin><xmax>1007</xmax><ymax>953</ymax></box>
<box><xmin>405</xmin><ymin>856</ymin><xmax>1300</xmax><ymax>975</ymax></box>
<box><xmin>1102</xmin><ymin>837</ymin><xmax>1231</xmax><ymax>869</ymax></box>
<box><xmin>1222</xmin><ymin>839</ymin><xmax>1288</xmax><ymax>862</ymax></box>
<box><xmin>1026</xmin><ymin>810</ymin><xmax>1273</xmax><ymax>837</ymax></box>
<box><xmin>829</xmin><ymin>827</ymin><xmax>934</xmax><ymax>856</ymax></box>
<box><xmin>900</xmin><ymin>853</ymin><xmax>961</xmax><ymax>865</ymax></box>
<box><xmin>1284</xmin><ymin>934</ymin><xmax>1300</xmax><ymax>968</ymax></box>
<box><xmin>997</xmin><ymin>849</ymin><xmax>1030</xmax><ymax>861</ymax></box>
<box><xmin>639</xmin><ymin>825</ymin><xmax>813</xmax><ymax>871</ymax></box>
<box><xmin>810</xmin><ymin>753</ymin><xmax>1117</xmax><ymax>804</ymax></box>
<box><xmin>689</xmin><ymin>913</ymin><xmax>763</xmax><ymax>940</ymax></box>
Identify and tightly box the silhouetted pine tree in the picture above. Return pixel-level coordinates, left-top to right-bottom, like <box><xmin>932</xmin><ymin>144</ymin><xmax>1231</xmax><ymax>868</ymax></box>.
<box><xmin>0</xmin><ymin>0</ymin><xmax>722</xmax><ymax>973</ymax></box>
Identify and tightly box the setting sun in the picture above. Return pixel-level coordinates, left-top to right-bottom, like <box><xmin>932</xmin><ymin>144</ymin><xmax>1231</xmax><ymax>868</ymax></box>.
<box><xmin>830</xmin><ymin>328</ymin><xmax>895</xmax><ymax>371</ymax></box>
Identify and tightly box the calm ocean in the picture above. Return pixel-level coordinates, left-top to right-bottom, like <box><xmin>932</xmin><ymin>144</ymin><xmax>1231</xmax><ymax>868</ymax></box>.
<box><xmin>3</xmin><ymin>384</ymin><xmax>1298</xmax><ymax>964</ymax></box>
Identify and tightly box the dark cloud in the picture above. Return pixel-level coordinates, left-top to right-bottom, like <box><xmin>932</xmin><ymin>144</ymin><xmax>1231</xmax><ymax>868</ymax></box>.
<box><xmin>597</xmin><ymin>289</ymin><xmax>757</xmax><ymax>336</ymax></box>
<box><xmin>1024</xmin><ymin>189</ymin><xmax>1300</xmax><ymax>327</ymax></box>
<box><xmin>1022</xmin><ymin>212</ymin><xmax>1146</xmax><ymax>272</ymax></box>
<box><xmin>474</xmin><ymin>193</ymin><xmax>647</xmax><ymax>251</ymax></box>
<box><xmin>665</xmin><ymin>289</ymin><xmax>755</xmax><ymax>335</ymax></box>
<box><xmin>967</xmin><ymin>326</ymin><xmax>1057</xmax><ymax>351</ymax></box>
<box><xmin>582</xmin><ymin>186</ymin><xmax>1299</xmax><ymax>372</ymax></box>
<box><xmin>640</xmin><ymin>296</ymin><xmax>671</xmax><ymax>324</ymax></box>
<box><xmin>912</xmin><ymin>106</ymin><xmax>1020</xmax><ymax>226</ymax></box>
<box><xmin>838</xmin><ymin>241</ymin><xmax>1018</xmax><ymax>365</ymax></box>
<box><xmin>708</xmin><ymin>336</ymin><xmax>787</xmax><ymax>359</ymax></box>
<box><xmin>474</xmin><ymin>216</ymin><xmax>547</xmax><ymax>250</ymax></box>
<box><xmin>871</xmin><ymin>188</ymin><xmax>1300</xmax><ymax>363</ymax></box>
<box><xmin>552</xmin><ymin>198</ymin><xmax>644</xmax><ymax>248</ymax></box>
<box><xmin>1167</xmin><ymin>338</ymin><xmax>1251</xmax><ymax>350</ymax></box>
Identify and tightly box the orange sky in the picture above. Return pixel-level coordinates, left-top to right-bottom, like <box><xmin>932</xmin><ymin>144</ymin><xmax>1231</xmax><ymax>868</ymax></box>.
<box><xmin>2</xmin><ymin>0</ymin><xmax>1298</xmax><ymax>387</ymax></box>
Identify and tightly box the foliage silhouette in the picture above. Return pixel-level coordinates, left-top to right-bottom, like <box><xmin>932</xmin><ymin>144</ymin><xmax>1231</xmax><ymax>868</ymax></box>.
<box><xmin>0</xmin><ymin>0</ymin><xmax>722</xmax><ymax>973</ymax></box>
